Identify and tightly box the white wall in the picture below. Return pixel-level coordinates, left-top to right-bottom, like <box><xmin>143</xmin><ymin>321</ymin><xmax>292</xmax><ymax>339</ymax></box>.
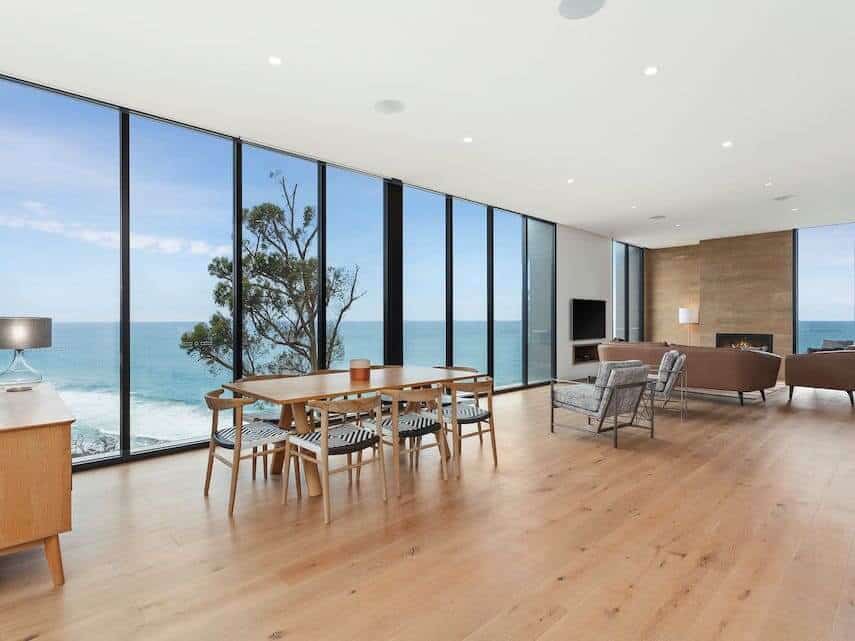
<box><xmin>555</xmin><ymin>224</ymin><xmax>613</xmax><ymax>380</ymax></box>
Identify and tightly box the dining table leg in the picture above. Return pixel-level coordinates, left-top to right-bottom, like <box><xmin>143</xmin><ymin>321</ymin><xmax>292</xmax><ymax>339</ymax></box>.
<box><xmin>270</xmin><ymin>402</ymin><xmax>322</xmax><ymax>497</ymax></box>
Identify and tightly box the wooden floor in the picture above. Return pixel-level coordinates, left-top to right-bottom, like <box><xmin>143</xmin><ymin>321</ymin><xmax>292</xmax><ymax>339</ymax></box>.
<box><xmin>2</xmin><ymin>386</ymin><xmax>855</xmax><ymax>641</ymax></box>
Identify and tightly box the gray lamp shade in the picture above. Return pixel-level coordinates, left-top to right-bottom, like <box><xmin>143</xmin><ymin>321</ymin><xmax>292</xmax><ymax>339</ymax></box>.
<box><xmin>0</xmin><ymin>317</ymin><xmax>52</xmax><ymax>350</ymax></box>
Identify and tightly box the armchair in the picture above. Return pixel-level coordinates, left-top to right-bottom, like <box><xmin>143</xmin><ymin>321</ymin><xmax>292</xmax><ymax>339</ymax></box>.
<box><xmin>550</xmin><ymin>360</ymin><xmax>652</xmax><ymax>447</ymax></box>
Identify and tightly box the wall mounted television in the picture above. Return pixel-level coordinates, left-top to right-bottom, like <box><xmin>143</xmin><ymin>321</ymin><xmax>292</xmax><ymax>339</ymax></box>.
<box><xmin>571</xmin><ymin>299</ymin><xmax>606</xmax><ymax>340</ymax></box>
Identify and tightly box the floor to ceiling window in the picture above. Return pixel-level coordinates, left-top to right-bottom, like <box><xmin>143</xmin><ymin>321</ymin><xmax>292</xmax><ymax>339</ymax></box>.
<box><xmin>493</xmin><ymin>209</ymin><xmax>523</xmax><ymax>387</ymax></box>
<box><xmin>129</xmin><ymin>116</ymin><xmax>232</xmax><ymax>452</ymax></box>
<box><xmin>403</xmin><ymin>186</ymin><xmax>445</xmax><ymax>366</ymax></box>
<box><xmin>241</xmin><ymin>145</ymin><xmax>319</xmax><ymax>374</ymax></box>
<box><xmin>452</xmin><ymin>198</ymin><xmax>488</xmax><ymax>372</ymax></box>
<box><xmin>0</xmin><ymin>74</ymin><xmax>560</xmax><ymax>470</ymax></box>
<box><xmin>796</xmin><ymin>224</ymin><xmax>855</xmax><ymax>353</ymax></box>
<box><xmin>612</xmin><ymin>240</ymin><xmax>644</xmax><ymax>342</ymax></box>
<box><xmin>0</xmin><ymin>78</ymin><xmax>120</xmax><ymax>461</ymax></box>
<box><xmin>326</xmin><ymin>166</ymin><xmax>384</xmax><ymax>368</ymax></box>
<box><xmin>628</xmin><ymin>245</ymin><xmax>644</xmax><ymax>341</ymax></box>
<box><xmin>613</xmin><ymin>241</ymin><xmax>627</xmax><ymax>340</ymax></box>
<box><xmin>526</xmin><ymin>218</ymin><xmax>555</xmax><ymax>383</ymax></box>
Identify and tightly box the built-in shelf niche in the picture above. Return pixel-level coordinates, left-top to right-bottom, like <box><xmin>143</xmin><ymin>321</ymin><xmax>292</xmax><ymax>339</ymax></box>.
<box><xmin>572</xmin><ymin>343</ymin><xmax>601</xmax><ymax>364</ymax></box>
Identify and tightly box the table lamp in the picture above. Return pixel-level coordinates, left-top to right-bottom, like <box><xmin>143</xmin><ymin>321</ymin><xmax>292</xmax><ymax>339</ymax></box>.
<box><xmin>0</xmin><ymin>317</ymin><xmax>52</xmax><ymax>391</ymax></box>
<box><xmin>678</xmin><ymin>307</ymin><xmax>698</xmax><ymax>346</ymax></box>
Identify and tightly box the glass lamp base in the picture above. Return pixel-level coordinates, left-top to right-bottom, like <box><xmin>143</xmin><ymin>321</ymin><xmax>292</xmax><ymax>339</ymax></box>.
<box><xmin>0</xmin><ymin>349</ymin><xmax>43</xmax><ymax>390</ymax></box>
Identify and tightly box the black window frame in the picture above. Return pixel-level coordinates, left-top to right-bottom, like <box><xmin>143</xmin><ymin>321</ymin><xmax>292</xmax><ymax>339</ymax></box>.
<box><xmin>613</xmin><ymin>240</ymin><xmax>645</xmax><ymax>342</ymax></box>
<box><xmin>0</xmin><ymin>73</ymin><xmax>557</xmax><ymax>472</ymax></box>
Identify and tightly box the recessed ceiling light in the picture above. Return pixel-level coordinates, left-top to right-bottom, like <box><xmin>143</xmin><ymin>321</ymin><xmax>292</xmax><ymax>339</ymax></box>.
<box><xmin>374</xmin><ymin>99</ymin><xmax>405</xmax><ymax>115</ymax></box>
<box><xmin>268</xmin><ymin>55</ymin><xmax>282</xmax><ymax>66</ymax></box>
<box><xmin>791</xmin><ymin>207</ymin><xmax>799</xmax><ymax>212</ymax></box>
<box><xmin>462</xmin><ymin>136</ymin><xmax>473</xmax><ymax>143</ymax></box>
<box><xmin>649</xmin><ymin>215</ymin><xmax>666</xmax><ymax>222</ymax></box>
<box><xmin>674</xmin><ymin>224</ymin><xmax>681</xmax><ymax>228</ymax></box>
<box><xmin>643</xmin><ymin>66</ymin><xmax>659</xmax><ymax>77</ymax></box>
<box><xmin>567</xmin><ymin>178</ymin><xmax>575</xmax><ymax>184</ymax></box>
<box><xmin>721</xmin><ymin>140</ymin><xmax>734</xmax><ymax>148</ymax></box>
<box><xmin>558</xmin><ymin>0</ymin><xmax>607</xmax><ymax>20</ymax></box>
<box><xmin>631</xmin><ymin>205</ymin><xmax>638</xmax><ymax>209</ymax></box>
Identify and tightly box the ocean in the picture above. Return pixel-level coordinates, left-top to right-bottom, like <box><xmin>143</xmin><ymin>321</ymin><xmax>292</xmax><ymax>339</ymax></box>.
<box><xmin>16</xmin><ymin>319</ymin><xmax>846</xmax><ymax>458</ymax></box>
<box><xmin>14</xmin><ymin>321</ymin><xmax>524</xmax><ymax>458</ymax></box>
<box><xmin>796</xmin><ymin>320</ymin><xmax>855</xmax><ymax>354</ymax></box>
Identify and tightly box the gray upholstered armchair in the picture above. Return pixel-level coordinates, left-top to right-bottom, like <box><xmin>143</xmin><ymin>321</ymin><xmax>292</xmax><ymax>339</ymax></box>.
<box><xmin>647</xmin><ymin>349</ymin><xmax>687</xmax><ymax>419</ymax></box>
<box><xmin>550</xmin><ymin>360</ymin><xmax>653</xmax><ymax>447</ymax></box>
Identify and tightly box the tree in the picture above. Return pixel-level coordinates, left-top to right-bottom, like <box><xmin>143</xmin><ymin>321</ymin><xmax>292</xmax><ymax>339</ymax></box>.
<box><xmin>180</xmin><ymin>171</ymin><xmax>363</xmax><ymax>375</ymax></box>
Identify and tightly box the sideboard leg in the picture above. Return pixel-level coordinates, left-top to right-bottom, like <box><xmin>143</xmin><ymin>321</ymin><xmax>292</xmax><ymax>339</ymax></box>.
<box><xmin>44</xmin><ymin>535</ymin><xmax>65</xmax><ymax>587</ymax></box>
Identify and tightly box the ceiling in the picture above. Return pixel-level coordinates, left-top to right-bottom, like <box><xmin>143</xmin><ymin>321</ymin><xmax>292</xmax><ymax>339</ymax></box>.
<box><xmin>2</xmin><ymin>0</ymin><xmax>854</xmax><ymax>248</ymax></box>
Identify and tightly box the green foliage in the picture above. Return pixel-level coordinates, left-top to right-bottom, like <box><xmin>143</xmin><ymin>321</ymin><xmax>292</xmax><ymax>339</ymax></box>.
<box><xmin>180</xmin><ymin>172</ymin><xmax>362</xmax><ymax>375</ymax></box>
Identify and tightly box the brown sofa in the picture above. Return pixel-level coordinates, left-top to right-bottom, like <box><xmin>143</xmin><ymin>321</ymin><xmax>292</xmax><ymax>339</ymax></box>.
<box><xmin>598</xmin><ymin>342</ymin><xmax>782</xmax><ymax>405</ymax></box>
<box><xmin>785</xmin><ymin>351</ymin><xmax>855</xmax><ymax>406</ymax></box>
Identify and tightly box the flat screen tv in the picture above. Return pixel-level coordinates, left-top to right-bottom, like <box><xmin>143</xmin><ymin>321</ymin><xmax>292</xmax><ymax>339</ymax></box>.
<box><xmin>572</xmin><ymin>299</ymin><xmax>606</xmax><ymax>340</ymax></box>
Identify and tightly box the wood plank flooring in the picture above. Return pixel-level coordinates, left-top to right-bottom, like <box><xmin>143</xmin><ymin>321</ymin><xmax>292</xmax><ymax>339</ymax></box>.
<box><xmin>1</xmin><ymin>386</ymin><xmax>854</xmax><ymax>640</ymax></box>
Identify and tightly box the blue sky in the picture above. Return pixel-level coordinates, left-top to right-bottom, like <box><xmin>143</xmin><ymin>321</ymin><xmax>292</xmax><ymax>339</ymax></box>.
<box><xmin>798</xmin><ymin>224</ymin><xmax>855</xmax><ymax>321</ymax></box>
<box><xmin>4</xmin><ymin>76</ymin><xmax>850</xmax><ymax>327</ymax></box>
<box><xmin>0</xmin><ymin>77</ymin><xmax>506</xmax><ymax>325</ymax></box>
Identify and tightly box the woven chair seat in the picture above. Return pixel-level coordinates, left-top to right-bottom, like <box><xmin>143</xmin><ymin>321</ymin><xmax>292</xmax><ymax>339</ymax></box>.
<box><xmin>213</xmin><ymin>421</ymin><xmax>289</xmax><ymax>450</ymax></box>
<box><xmin>289</xmin><ymin>423</ymin><xmax>379</xmax><ymax>456</ymax></box>
<box><xmin>434</xmin><ymin>404</ymin><xmax>490</xmax><ymax>424</ymax></box>
<box><xmin>377</xmin><ymin>413</ymin><xmax>441</xmax><ymax>438</ymax></box>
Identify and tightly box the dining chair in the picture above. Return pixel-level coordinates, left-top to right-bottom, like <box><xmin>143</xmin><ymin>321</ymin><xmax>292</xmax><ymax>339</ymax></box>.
<box><xmin>379</xmin><ymin>386</ymin><xmax>449</xmax><ymax>497</ymax></box>
<box><xmin>203</xmin><ymin>389</ymin><xmax>291</xmax><ymax>516</ymax></box>
<box><xmin>283</xmin><ymin>395</ymin><xmax>387</xmax><ymax>524</ymax></box>
<box><xmin>234</xmin><ymin>373</ymin><xmax>299</xmax><ymax>478</ymax></box>
<box><xmin>439</xmin><ymin>377</ymin><xmax>496</xmax><ymax>477</ymax></box>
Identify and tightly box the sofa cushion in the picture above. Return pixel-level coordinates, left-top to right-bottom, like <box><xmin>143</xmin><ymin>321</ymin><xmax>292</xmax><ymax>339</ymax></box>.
<box><xmin>821</xmin><ymin>339</ymin><xmax>853</xmax><ymax>350</ymax></box>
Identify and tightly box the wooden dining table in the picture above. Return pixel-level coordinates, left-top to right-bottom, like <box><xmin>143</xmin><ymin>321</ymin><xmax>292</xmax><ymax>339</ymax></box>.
<box><xmin>223</xmin><ymin>366</ymin><xmax>481</xmax><ymax>497</ymax></box>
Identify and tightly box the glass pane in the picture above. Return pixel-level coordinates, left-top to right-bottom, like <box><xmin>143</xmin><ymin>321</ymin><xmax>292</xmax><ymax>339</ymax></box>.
<box><xmin>493</xmin><ymin>210</ymin><xmax>523</xmax><ymax>387</ymax></box>
<box><xmin>0</xmin><ymin>79</ymin><xmax>120</xmax><ymax>462</ymax></box>
<box><xmin>241</xmin><ymin>146</ymin><xmax>319</xmax><ymax>373</ymax></box>
<box><xmin>613</xmin><ymin>242</ymin><xmax>627</xmax><ymax>340</ymax></box>
<box><xmin>628</xmin><ymin>245</ymin><xmax>643</xmax><ymax>341</ymax></box>
<box><xmin>404</xmin><ymin>186</ymin><xmax>445</xmax><ymax>366</ymax></box>
<box><xmin>129</xmin><ymin>116</ymin><xmax>232</xmax><ymax>452</ymax></box>
<box><xmin>452</xmin><ymin>198</ymin><xmax>487</xmax><ymax>372</ymax></box>
<box><xmin>326</xmin><ymin>166</ymin><xmax>383</xmax><ymax>368</ymax></box>
<box><xmin>797</xmin><ymin>224</ymin><xmax>855</xmax><ymax>353</ymax></box>
<box><xmin>527</xmin><ymin>219</ymin><xmax>554</xmax><ymax>383</ymax></box>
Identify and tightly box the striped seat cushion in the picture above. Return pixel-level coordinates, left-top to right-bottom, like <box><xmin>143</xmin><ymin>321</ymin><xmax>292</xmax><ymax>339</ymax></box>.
<box><xmin>435</xmin><ymin>404</ymin><xmax>490</xmax><ymax>424</ymax></box>
<box><xmin>378</xmin><ymin>413</ymin><xmax>441</xmax><ymax>437</ymax></box>
<box><xmin>214</xmin><ymin>421</ymin><xmax>289</xmax><ymax>450</ymax></box>
<box><xmin>289</xmin><ymin>423</ymin><xmax>379</xmax><ymax>455</ymax></box>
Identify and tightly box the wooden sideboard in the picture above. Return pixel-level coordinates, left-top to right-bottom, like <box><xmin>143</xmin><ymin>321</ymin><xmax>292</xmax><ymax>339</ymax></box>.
<box><xmin>0</xmin><ymin>384</ymin><xmax>74</xmax><ymax>586</ymax></box>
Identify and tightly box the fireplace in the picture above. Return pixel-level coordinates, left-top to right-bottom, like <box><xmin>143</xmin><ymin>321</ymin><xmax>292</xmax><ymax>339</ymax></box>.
<box><xmin>715</xmin><ymin>333</ymin><xmax>773</xmax><ymax>352</ymax></box>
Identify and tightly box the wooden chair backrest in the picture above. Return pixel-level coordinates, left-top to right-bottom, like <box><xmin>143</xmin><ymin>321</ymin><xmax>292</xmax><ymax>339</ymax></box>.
<box><xmin>381</xmin><ymin>386</ymin><xmax>442</xmax><ymax>403</ymax></box>
<box><xmin>308</xmin><ymin>395</ymin><xmax>382</xmax><ymax>416</ymax></box>
<box><xmin>204</xmin><ymin>388</ymin><xmax>256</xmax><ymax>411</ymax></box>
<box><xmin>451</xmin><ymin>378</ymin><xmax>494</xmax><ymax>395</ymax></box>
<box><xmin>383</xmin><ymin>385</ymin><xmax>443</xmax><ymax>414</ymax></box>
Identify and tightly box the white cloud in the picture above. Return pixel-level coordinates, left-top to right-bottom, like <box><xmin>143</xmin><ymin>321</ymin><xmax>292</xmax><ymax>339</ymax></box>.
<box><xmin>0</xmin><ymin>211</ymin><xmax>228</xmax><ymax>258</ymax></box>
<box><xmin>20</xmin><ymin>200</ymin><xmax>49</xmax><ymax>216</ymax></box>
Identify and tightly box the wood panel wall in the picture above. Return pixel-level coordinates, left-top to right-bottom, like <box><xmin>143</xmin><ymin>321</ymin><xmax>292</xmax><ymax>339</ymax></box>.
<box><xmin>644</xmin><ymin>244</ymin><xmax>701</xmax><ymax>345</ymax></box>
<box><xmin>645</xmin><ymin>231</ymin><xmax>793</xmax><ymax>365</ymax></box>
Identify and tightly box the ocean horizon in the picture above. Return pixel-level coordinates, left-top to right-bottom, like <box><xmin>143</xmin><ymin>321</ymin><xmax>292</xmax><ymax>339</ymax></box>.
<box><xmin>8</xmin><ymin>319</ymin><xmax>850</xmax><ymax>458</ymax></box>
<box><xmin>15</xmin><ymin>320</ymin><xmax>525</xmax><ymax>457</ymax></box>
